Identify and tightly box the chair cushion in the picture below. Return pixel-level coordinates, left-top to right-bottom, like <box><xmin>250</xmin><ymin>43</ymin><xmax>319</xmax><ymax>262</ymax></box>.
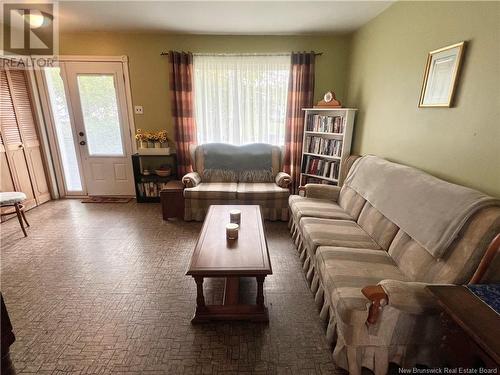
<box><xmin>301</xmin><ymin>218</ymin><xmax>381</xmax><ymax>257</ymax></box>
<box><xmin>0</xmin><ymin>192</ymin><xmax>27</xmax><ymax>205</ymax></box>
<box><xmin>316</xmin><ymin>246</ymin><xmax>407</xmax><ymax>325</ymax></box>
<box><xmin>184</xmin><ymin>182</ymin><xmax>237</xmax><ymax>200</ymax></box>
<box><xmin>289</xmin><ymin>195</ymin><xmax>353</xmax><ymax>222</ymax></box>
<box><xmin>237</xmin><ymin>183</ymin><xmax>289</xmax><ymax>200</ymax></box>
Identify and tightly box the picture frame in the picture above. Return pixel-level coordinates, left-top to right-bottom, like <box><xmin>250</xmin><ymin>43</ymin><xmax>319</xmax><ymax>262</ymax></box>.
<box><xmin>419</xmin><ymin>41</ymin><xmax>465</xmax><ymax>108</ymax></box>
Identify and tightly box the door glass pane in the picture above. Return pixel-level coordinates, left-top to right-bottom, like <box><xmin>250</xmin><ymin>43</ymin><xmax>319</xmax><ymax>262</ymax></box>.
<box><xmin>44</xmin><ymin>67</ymin><xmax>83</xmax><ymax>192</ymax></box>
<box><xmin>77</xmin><ymin>74</ymin><xmax>124</xmax><ymax>156</ymax></box>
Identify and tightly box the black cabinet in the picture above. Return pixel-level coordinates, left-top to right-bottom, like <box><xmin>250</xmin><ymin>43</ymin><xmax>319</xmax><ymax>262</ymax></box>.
<box><xmin>132</xmin><ymin>153</ymin><xmax>178</xmax><ymax>203</ymax></box>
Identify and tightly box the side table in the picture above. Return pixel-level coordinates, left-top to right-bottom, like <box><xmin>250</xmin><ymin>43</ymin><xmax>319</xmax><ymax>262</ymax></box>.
<box><xmin>160</xmin><ymin>180</ymin><xmax>185</xmax><ymax>220</ymax></box>
<box><xmin>428</xmin><ymin>285</ymin><xmax>500</xmax><ymax>368</ymax></box>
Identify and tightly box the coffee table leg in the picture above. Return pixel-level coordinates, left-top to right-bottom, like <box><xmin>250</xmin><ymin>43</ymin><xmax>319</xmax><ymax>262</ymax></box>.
<box><xmin>256</xmin><ymin>276</ymin><xmax>265</xmax><ymax>307</ymax></box>
<box><xmin>195</xmin><ymin>276</ymin><xmax>205</xmax><ymax>308</ymax></box>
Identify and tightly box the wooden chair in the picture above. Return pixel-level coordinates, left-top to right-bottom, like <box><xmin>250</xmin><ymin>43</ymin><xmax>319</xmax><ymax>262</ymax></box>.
<box><xmin>0</xmin><ymin>192</ymin><xmax>30</xmax><ymax>237</ymax></box>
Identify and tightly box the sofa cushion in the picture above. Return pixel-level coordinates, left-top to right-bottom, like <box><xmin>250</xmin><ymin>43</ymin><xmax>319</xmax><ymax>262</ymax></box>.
<box><xmin>316</xmin><ymin>246</ymin><xmax>407</xmax><ymax>325</ymax></box>
<box><xmin>237</xmin><ymin>183</ymin><xmax>289</xmax><ymax>201</ymax></box>
<box><xmin>301</xmin><ymin>218</ymin><xmax>381</xmax><ymax>257</ymax></box>
<box><xmin>338</xmin><ymin>186</ymin><xmax>366</xmax><ymax>220</ymax></box>
<box><xmin>357</xmin><ymin>202</ymin><xmax>399</xmax><ymax>250</ymax></box>
<box><xmin>289</xmin><ymin>195</ymin><xmax>353</xmax><ymax>222</ymax></box>
<box><xmin>184</xmin><ymin>182</ymin><xmax>237</xmax><ymax>200</ymax></box>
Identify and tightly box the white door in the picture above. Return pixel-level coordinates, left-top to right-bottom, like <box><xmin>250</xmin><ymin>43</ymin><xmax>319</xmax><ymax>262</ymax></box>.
<box><xmin>40</xmin><ymin>61</ymin><xmax>134</xmax><ymax>196</ymax></box>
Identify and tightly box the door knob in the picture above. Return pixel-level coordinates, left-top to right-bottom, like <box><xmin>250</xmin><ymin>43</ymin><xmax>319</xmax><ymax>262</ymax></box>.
<box><xmin>79</xmin><ymin>132</ymin><xmax>85</xmax><ymax>136</ymax></box>
<box><xmin>79</xmin><ymin>141</ymin><xmax>86</xmax><ymax>145</ymax></box>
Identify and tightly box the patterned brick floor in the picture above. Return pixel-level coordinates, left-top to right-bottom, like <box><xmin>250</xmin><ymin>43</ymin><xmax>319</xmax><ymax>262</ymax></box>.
<box><xmin>1</xmin><ymin>200</ymin><xmax>343</xmax><ymax>374</ymax></box>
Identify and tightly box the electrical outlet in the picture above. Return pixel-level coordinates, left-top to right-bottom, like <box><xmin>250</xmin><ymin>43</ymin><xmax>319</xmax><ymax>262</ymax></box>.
<box><xmin>134</xmin><ymin>105</ymin><xmax>144</xmax><ymax>115</ymax></box>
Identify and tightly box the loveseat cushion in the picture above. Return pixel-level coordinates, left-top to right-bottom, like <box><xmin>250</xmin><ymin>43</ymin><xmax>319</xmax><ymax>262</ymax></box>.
<box><xmin>202</xmin><ymin>169</ymin><xmax>238</xmax><ymax>183</ymax></box>
<box><xmin>237</xmin><ymin>183</ymin><xmax>289</xmax><ymax>201</ymax></box>
<box><xmin>316</xmin><ymin>246</ymin><xmax>407</xmax><ymax>325</ymax></box>
<box><xmin>184</xmin><ymin>182</ymin><xmax>237</xmax><ymax>200</ymax></box>
<box><xmin>289</xmin><ymin>195</ymin><xmax>353</xmax><ymax>222</ymax></box>
<box><xmin>301</xmin><ymin>218</ymin><xmax>381</xmax><ymax>258</ymax></box>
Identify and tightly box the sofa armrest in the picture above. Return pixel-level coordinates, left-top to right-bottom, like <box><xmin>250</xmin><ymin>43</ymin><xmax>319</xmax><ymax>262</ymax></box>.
<box><xmin>304</xmin><ymin>184</ymin><xmax>341</xmax><ymax>201</ymax></box>
<box><xmin>182</xmin><ymin>172</ymin><xmax>201</xmax><ymax>188</ymax></box>
<box><xmin>275</xmin><ymin>172</ymin><xmax>292</xmax><ymax>188</ymax></box>
<box><xmin>363</xmin><ymin>280</ymin><xmax>443</xmax><ymax>324</ymax></box>
<box><xmin>361</xmin><ymin>285</ymin><xmax>388</xmax><ymax>324</ymax></box>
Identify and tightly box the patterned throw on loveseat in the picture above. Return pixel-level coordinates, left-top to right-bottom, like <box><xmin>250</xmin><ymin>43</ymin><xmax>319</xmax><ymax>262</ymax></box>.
<box><xmin>182</xmin><ymin>143</ymin><xmax>291</xmax><ymax>221</ymax></box>
<box><xmin>289</xmin><ymin>155</ymin><xmax>500</xmax><ymax>374</ymax></box>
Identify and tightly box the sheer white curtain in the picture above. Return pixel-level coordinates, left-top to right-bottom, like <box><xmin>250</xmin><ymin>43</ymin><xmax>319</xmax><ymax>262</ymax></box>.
<box><xmin>193</xmin><ymin>54</ymin><xmax>291</xmax><ymax>145</ymax></box>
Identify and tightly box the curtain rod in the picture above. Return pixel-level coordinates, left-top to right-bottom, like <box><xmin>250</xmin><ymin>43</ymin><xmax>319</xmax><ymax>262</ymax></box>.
<box><xmin>160</xmin><ymin>52</ymin><xmax>323</xmax><ymax>57</ymax></box>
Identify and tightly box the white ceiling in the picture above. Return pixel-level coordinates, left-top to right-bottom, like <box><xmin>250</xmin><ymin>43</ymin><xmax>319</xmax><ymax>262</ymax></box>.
<box><xmin>58</xmin><ymin>1</ymin><xmax>394</xmax><ymax>34</ymax></box>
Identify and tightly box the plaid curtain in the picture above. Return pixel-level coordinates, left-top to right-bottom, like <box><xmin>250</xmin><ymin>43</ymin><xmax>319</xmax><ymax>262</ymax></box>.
<box><xmin>168</xmin><ymin>51</ymin><xmax>197</xmax><ymax>176</ymax></box>
<box><xmin>283</xmin><ymin>52</ymin><xmax>315</xmax><ymax>194</ymax></box>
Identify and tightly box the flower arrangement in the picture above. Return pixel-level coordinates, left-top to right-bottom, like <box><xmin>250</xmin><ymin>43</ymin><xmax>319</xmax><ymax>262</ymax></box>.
<box><xmin>157</xmin><ymin>130</ymin><xmax>168</xmax><ymax>144</ymax></box>
<box><xmin>135</xmin><ymin>128</ymin><xmax>147</xmax><ymax>142</ymax></box>
<box><xmin>135</xmin><ymin>129</ymin><xmax>169</xmax><ymax>148</ymax></box>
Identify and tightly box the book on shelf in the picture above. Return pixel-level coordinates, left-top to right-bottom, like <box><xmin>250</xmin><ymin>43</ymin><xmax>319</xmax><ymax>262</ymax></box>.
<box><xmin>307</xmin><ymin>114</ymin><xmax>344</xmax><ymax>133</ymax></box>
<box><xmin>303</xmin><ymin>155</ymin><xmax>340</xmax><ymax>180</ymax></box>
<box><xmin>137</xmin><ymin>182</ymin><xmax>171</xmax><ymax>198</ymax></box>
<box><xmin>304</xmin><ymin>136</ymin><xmax>343</xmax><ymax>157</ymax></box>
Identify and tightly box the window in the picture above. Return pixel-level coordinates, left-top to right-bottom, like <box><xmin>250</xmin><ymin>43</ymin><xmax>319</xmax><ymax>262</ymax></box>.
<box><xmin>193</xmin><ymin>54</ymin><xmax>290</xmax><ymax>145</ymax></box>
<box><xmin>77</xmin><ymin>74</ymin><xmax>124</xmax><ymax>156</ymax></box>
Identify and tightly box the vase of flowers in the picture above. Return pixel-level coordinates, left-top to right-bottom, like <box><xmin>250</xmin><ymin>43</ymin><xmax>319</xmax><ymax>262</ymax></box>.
<box><xmin>135</xmin><ymin>129</ymin><xmax>148</xmax><ymax>148</ymax></box>
<box><xmin>157</xmin><ymin>129</ymin><xmax>169</xmax><ymax>148</ymax></box>
<box><xmin>145</xmin><ymin>133</ymin><xmax>154</xmax><ymax>148</ymax></box>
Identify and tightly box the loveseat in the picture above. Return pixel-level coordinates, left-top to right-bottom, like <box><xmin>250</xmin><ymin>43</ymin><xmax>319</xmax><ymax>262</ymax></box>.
<box><xmin>289</xmin><ymin>155</ymin><xmax>500</xmax><ymax>374</ymax></box>
<box><xmin>182</xmin><ymin>143</ymin><xmax>291</xmax><ymax>221</ymax></box>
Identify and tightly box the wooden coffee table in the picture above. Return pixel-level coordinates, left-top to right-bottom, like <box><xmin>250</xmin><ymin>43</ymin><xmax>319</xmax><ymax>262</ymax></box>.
<box><xmin>186</xmin><ymin>205</ymin><xmax>272</xmax><ymax>323</ymax></box>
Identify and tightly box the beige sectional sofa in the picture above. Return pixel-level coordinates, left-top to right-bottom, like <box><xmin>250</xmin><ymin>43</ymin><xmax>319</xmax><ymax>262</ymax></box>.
<box><xmin>289</xmin><ymin>155</ymin><xmax>500</xmax><ymax>374</ymax></box>
<box><xmin>182</xmin><ymin>143</ymin><xmax>291</xmax><ymax>221</ymax></box>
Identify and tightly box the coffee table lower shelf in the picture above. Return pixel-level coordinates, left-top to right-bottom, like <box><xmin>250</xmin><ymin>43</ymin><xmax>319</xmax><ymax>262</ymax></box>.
<box><xmin>190</xmin><ymin>276</ymin><xmax>269</xmax><ymax>323</ymax></box>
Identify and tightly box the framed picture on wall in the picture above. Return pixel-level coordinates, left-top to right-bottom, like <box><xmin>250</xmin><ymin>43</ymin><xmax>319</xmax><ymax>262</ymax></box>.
<box><xmin>419</xmin><ymin>41</ymin><xmax>465</xmax><ymax>108</ymax></box>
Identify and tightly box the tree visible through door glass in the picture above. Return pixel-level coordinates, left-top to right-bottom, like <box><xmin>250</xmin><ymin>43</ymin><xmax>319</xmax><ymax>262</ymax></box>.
<box><xmin>77</xmin><ymin>74</ymin><xmax>124</xmax><ymax>156</ymax></box>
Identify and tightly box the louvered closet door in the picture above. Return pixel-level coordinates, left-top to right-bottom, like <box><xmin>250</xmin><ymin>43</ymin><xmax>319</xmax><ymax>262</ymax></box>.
<box><xmin>8</xmin><ymin>68</ymin><xmax>50</xmax><ymax>204</ymax></box>
<box><xmin>0</xmin><ymin>133</ymin><xmax>16</xmax><ymax>192</ymax></box>
<box><xmin>0</xmin><ymin>66</ymin><xmax>37</xmax><ymax>209</ymax></box>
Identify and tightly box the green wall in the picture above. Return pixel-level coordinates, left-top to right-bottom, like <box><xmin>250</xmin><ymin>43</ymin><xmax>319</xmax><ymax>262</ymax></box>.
<box><xmin>59</xmin><ymin>3</ymin><xmax>500</xmax><ymax>196</ymax></box>
<box><xmin>345</xmin><ymin>1</ymin><xmax>500</xmax><ymax>197</ymax></box>
<box><xmin>60</xmin><ymin>33</ymin><xmax>350</xmax><ymax>136</ymax></box>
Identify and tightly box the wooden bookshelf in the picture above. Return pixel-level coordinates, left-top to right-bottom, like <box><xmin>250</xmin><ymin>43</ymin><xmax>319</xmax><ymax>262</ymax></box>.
<box><xmin>300</xmin><ymin>108</ymin><xmax>356</xmax><ymax>186</ymax></box>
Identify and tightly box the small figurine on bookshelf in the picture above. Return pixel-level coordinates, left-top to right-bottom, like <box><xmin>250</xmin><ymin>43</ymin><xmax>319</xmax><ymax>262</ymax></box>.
<box><xmin>314</xmin><ymin>91</ymin><xmax>342</xmax><ymax>108</ymax></box>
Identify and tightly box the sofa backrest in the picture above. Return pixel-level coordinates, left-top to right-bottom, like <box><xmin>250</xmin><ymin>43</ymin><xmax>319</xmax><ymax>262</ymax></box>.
<box><xmin>357</xmin><ymin>202</ymin><xmax>399</xmax><ymax>250</ymax></box>
<box><xmin>189</xmin><ymin>143</ymin><xmax>283</xmax><ymax>182</ymax></box>
<box><xmin>338</xmin><ymin>185</ymin><xmax>365</xmax><ymax>220</ymax></box>
<box><xmin>339</xmin><ymin>155</ymin><xmax>500</xmax><ymax>283</ymax></box>
<box><xmin>388</xmin><ymin>207</ymin><xmax>500</xmax><ymax>283</ymax></box>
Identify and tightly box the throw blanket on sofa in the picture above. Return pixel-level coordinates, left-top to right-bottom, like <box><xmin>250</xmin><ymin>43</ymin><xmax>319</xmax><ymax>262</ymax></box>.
<box><xmin>345</xmin><ymin>155</ymin><xmax>500</xmax><ymax>258</ymax></box>
<box><xmin>203</xmin><ymin>143</ymin><xmax>274</xmax><ymax>182</ymax></box>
